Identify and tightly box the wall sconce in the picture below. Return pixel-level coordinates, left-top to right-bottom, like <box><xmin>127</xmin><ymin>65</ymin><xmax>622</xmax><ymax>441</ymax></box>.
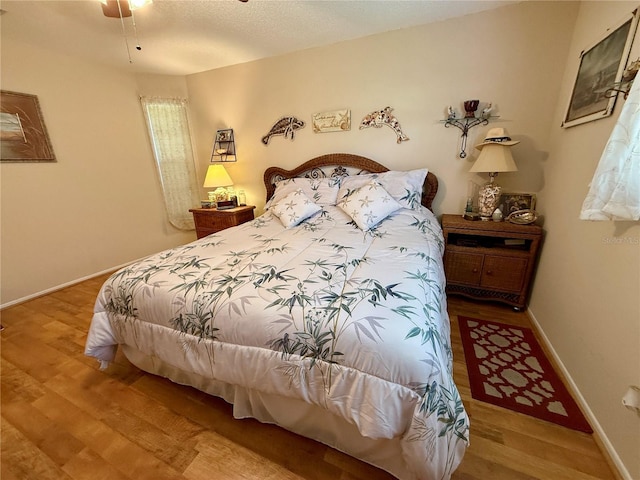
<box><xmin>203</xmin><ymin>164</ymin><xmax>234</xmax><ymax>204</ymax></box>
<box><xmin>469</xmin><ymin>128</ymin><xmax>519</xmax><ymax>220</ymax></box>
<box><xmin>210</xmin><ymin>128</ymin><xmax>237</xmax><ymax>162</ymax></box>
<box><xmin>442</xmin><ymin>100</ymin><xmax>497</xmax><ymax>158</ymax></box>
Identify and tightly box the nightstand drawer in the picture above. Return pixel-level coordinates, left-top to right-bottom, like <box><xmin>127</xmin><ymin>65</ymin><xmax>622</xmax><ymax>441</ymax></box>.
<box><xmin>189</xmin><ymin>206</ymin><xmax>255</xmax><ymax>239</ymax></box>
<box><xmin>195</xmin><ymin>213</ymin><xmax>237</xmax><ymax>231</ymax></box>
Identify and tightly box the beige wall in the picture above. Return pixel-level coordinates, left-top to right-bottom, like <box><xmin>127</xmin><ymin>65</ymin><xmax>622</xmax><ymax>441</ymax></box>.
<box><xmin>531</xmin><ymin>2</ymin><xmax>640</xmax><ymax>478</ymax></box>
<box><xmin>186</xmin><ymin>2</ymin><xmax>577</xmax><ymax>216</ymax></box>
<box><xmin>0</xmin><ymin>40</ymin><xmax>195</xmax><ymax>305</ymax></box>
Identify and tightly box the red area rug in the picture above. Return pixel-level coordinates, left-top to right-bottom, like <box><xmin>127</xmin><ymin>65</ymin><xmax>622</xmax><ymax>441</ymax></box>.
<box><xmin>458</xmin><ymin>316</ymin><xmax>592</xmax><ymax>433</ymax></box>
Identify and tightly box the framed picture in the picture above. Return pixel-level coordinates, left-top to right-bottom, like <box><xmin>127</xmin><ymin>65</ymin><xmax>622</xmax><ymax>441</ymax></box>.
<box><xmin>216</xmin><ymin>129</ymin><xmax>231</xmax><ymax>142</ymax></box>
<box><xmin>499</xmin><ymin>193</ymin><xmax>536</xmax><ymax>215</ymax></box>
<box><xmin>562</xmin><ymin>10</ymin><xmax>638</xmax><ymax>128</ymax></box>
<box><xmin>1</xmin><ymin>90</ymin><xmax>56</xmax><ymax>162</ymax></box>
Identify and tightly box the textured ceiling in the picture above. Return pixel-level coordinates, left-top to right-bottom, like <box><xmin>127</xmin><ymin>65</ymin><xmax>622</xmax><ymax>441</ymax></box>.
<box><xmin>1</xmin><ymin>0</ymin><xmax>517</xmax><ymax>76</ymax></box>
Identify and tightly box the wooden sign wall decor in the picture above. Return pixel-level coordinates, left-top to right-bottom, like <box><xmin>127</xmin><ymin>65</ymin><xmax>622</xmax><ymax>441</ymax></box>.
<box><xmin>312</xmin><ymin>109</ymin><xmax>351</xmax><ymax>133</ymax></box>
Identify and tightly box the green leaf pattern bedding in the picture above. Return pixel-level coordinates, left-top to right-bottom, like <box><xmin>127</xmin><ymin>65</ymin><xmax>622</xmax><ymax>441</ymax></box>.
<box><xmin>85</xmin><ymin>205</ymin><xmax>469</xmax><ymax>479</ymax></box>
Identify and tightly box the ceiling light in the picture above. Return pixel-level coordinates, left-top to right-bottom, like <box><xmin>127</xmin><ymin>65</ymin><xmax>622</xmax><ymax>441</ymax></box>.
<box><xmin>100</xmin><ymin>0</ymin><xmax>152</xmax><ymax>17</ymax></box>
<box><xmin>100</xmin><ymin>0</ymin><xmax>152</xmax><ymax>63</ymax></box>
<box><xmin>129</xmin><ymin>0</ymin><xmax>152</xmax><ymax>10</ymax></box>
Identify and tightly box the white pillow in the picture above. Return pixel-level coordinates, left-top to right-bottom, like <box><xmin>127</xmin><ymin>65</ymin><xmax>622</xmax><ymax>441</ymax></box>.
<box><xmin>337</xmin><ymin>181</ymin><xmax>402</xmax><ymax>230</ymax></box>
<box><xmin>271</xmin><ymin>189</ymin><xmax>322</xmax><ymax>228</ymax></box>
<box><xmin>337</xmin><ymin>168</ymin><xmax>428</xmax><ymax>210</ymax></box>
<box><xmin>266</xmin><ymin>177</ymin><xmax>341</xmax><ymax>209</ymax></box>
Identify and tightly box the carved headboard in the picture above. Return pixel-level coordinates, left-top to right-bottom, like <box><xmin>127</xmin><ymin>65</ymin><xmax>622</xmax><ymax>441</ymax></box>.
<box><xmin>263</xmin><ymin>153</ymin><xmax>438</xmax><ymax>211</ymax></box>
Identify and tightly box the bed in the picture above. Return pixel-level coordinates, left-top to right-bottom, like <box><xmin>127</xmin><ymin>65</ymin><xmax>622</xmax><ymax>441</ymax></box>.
<box><xmin>85</xmin><ymin>153</ymin><xmax>469</xmax><ymax>480</ymax></box>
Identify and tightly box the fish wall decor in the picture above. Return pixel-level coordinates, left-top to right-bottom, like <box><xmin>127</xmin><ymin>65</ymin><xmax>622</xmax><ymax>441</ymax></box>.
<box><xmin>359</xmin><ymin>106</ymin><xmax>409</xmax><ymax>143</ymax></box>
<box><xmin>262</xmin><ymin>116</ymin><xmax>306</xmax><ymax>145</ymax></box>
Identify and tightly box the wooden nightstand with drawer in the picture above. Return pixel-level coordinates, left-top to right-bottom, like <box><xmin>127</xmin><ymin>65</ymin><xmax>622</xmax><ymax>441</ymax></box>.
<box><xmin>189</xmin><ymin>205</ymin><xmax>255</xmax><ymax>239</ymax></box>
<box><xmin>441</xmin><ymin>214</ymin><xmax>543</xmax><ymax>310</ymax></box>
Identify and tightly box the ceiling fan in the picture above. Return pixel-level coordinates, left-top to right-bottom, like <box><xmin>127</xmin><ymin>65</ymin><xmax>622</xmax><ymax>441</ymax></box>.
<box><xmin>101</xmin><ymin>0</ymin><xmax>246</xmax><ymax>17</ymax></box>
<box><xmin>100</xmin><ymin>0</ymin><xmax>150</xmax><ymax>18</ymax></box>
<box><xmin>100</xmin><ymin>0</ymin><xmax>248</xmax><ymax>63</ymax></box>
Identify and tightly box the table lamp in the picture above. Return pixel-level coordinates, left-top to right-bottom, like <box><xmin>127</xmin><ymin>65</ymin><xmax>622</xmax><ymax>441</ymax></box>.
<box><xmin>203</xmin><ymin>164</ymin><xmax>234</xmax><ymax>204</ymax></box>
<box><xmin>470</xmin><ymin>128</ymin><xmax>519</xmax><ymax>220</ymax></box>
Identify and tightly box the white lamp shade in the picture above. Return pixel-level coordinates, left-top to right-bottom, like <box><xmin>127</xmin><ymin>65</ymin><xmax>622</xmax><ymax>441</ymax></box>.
<box><xmin>469</xmin><ymin>144</ymin><xmax>518</xmax><ymax>173</ymax></box>
<box><xmin>203</xmin><ymin>164</ymin><xmax>233</xmax><ymax>188</ymax></box>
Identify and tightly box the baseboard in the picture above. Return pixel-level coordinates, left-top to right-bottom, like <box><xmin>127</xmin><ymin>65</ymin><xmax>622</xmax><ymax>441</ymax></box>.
<box><xmin>0</xmin><ymin>262</ymin><xmax>131</xmax><ymax>310</ymax></box>
<box><xmin>527</xmin><ymin>308</ymin><xmax>630</xmax><ymax>480</ymax></box>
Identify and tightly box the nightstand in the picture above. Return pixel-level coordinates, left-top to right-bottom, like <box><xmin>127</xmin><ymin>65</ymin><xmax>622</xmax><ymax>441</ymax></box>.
<box><xmin>189</xmin><ymin>205</ymin><xmax>255</xmax><ymax>239</ymax></box>
<box><xmin>441</xmin><ymin>214</ymin><xmax>543</xmax><ymax>310</ymax></box>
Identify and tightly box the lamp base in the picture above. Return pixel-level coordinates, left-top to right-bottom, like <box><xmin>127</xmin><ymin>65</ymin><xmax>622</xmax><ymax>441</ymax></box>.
<box><xmin>208</xmin><ymin>187</ymin><xmax>228</xmax><ymax>203</ymax></box>
<box><xmin>477</xmin><ymin>181</ymin><xmax>501</xmax><ymax>220</ymax></box>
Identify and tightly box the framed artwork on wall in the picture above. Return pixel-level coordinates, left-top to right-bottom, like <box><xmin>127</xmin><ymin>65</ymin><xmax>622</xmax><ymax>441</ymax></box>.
<box><xmin>0</xmin><ymin>90</ymin><xmax>56</xmax><ymax>162</ymax></box>
<box><xmin>562</xmin><ymin>10</ymin><xmax>638</xmax><ymax>128</ymax></box>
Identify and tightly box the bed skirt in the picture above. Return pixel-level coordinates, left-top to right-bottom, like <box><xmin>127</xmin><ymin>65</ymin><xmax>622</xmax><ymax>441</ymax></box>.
<box><xmin>122</xmin><ymin>344</ymin><xmax>419</xmax><ymax>480</ymax></box>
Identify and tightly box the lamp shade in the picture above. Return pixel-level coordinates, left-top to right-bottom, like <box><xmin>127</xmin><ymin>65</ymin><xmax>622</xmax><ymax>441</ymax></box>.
<box><xmin>203</xmin><ymin>164</ymin><xmax>233</xmax><ymax>188</ymax></box>
<box><xmin>469</xmin><ymin>144</ymin><xmax>518</xmax><ymax>173</ymax></box>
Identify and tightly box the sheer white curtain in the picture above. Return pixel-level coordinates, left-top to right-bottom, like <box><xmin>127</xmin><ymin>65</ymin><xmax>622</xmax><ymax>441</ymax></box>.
<box><xmin>141</xmin><ymin>97</ymin><xmax>199</xmax><ymax>230</ymax></box>
<box><xmin>580</xmin><ymin>78</ymin><xmax>640</xmax><ymax>221</ymax></box>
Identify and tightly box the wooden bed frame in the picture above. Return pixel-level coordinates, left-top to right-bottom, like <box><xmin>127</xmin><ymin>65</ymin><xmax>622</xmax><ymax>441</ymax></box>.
<box><xmin>264</xmin><ymin>152</ymin><xmax>438</xmax><ymax>211</ymax></box>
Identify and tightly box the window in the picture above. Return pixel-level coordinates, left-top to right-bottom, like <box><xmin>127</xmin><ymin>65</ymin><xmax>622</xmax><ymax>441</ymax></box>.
<box><xmin>141</xmin><ymin>97</ymin><xmax>200</xmax><ymax>230</ymax></box>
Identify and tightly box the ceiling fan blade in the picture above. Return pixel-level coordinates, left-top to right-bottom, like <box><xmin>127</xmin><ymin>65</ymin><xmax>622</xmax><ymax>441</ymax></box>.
<box><xmin>101</xmin><ymin>0</ymin><xmax>132</xmax><ymax>18</ymax></box>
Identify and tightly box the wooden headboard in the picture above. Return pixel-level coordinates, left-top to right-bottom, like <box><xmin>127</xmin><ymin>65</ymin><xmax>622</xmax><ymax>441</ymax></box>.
<box><xmin>263</xmin><ymin>153</ymin><xmax>438</xmax><ymax>211</ymax></box>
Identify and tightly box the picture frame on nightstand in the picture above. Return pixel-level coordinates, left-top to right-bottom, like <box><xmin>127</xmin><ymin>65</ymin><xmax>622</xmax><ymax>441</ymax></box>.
<box><xmin>500</xmin><ymin>193</ymin><xmax>536</xmax><ymax>215</ymax></box>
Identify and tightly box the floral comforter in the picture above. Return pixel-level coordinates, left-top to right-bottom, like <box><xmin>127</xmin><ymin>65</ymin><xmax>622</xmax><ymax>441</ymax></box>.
<box><xmin>85</xmin><ymin>205</ymin><xmax>469</xmax><ymax>479</ymax></box>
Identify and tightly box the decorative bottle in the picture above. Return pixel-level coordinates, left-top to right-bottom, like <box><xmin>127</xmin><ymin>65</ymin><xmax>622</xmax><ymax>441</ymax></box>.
<box><xmin>227</xmin><ymin>186</ymin><xmax>237</xmax><ymax>206</ymax></box>
<box><xmin>465</xmin><ymin>197</ymin><xmax>473</xmax><ymax>214</ymax></box>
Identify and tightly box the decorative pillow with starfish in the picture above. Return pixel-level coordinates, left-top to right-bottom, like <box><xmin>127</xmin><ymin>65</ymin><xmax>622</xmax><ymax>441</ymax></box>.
<box><xmin>337</xmin><ymin>180</ymin><xmax>402</xmax><ymax>230</ymax></box>
<box><xmin>271</xmin><ymin>189</ymin><xmax>322</xmax><ymax>228</ymax></box>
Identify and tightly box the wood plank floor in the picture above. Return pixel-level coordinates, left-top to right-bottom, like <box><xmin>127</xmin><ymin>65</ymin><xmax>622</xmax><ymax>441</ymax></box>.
<box><xmin>1</xmin><ymin>274</ymin><xmax>618</xmax><ymax>480</ymax></box>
